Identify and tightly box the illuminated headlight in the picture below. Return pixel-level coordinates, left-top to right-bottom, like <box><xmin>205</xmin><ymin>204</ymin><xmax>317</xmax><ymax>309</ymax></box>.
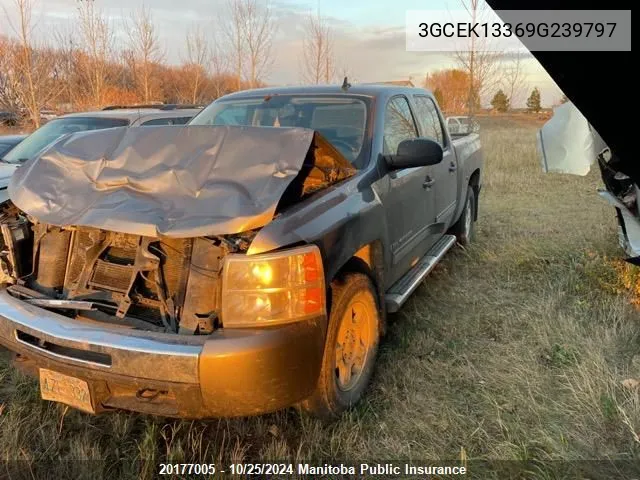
<box><xmin>221</xmin><ymin>245</ymin><xmax>325</xmax><ymax>327</ymax></box>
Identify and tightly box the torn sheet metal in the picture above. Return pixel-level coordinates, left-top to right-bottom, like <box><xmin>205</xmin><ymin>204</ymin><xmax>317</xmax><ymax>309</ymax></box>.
<box><xmin>537</xmin><ymin>101</ymin><xmax>608</xmax><ymax>176</ymax></box>
<box><xmin>8</xmin><ymin>125</ymin><xmax>352</xmax><ymax>238</ymax></box>
<box><xmin>598</xmin><ymin>189</ymin><xmax>640</xmax><ymax>258</ymax></box>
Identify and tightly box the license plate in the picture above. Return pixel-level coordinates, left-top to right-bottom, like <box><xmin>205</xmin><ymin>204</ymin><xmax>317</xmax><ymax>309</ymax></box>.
<box><xmin>39</xmin><ymin>369</ymin><xmax>95</xmax><ymax>414</ymax></box>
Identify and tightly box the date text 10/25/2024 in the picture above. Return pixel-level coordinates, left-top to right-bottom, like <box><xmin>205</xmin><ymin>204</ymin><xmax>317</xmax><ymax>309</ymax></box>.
<box><xmin>158</xmin><ymin>463</ymin><xmax>468</xmax><ymax>476</ymax></box>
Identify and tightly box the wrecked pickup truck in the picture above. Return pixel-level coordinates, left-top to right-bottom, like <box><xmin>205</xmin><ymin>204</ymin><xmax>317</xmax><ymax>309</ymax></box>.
<box><xmin>0</xmin><ymin>85</ymin><xmax>482</xmax><ymax>419</ymax></box>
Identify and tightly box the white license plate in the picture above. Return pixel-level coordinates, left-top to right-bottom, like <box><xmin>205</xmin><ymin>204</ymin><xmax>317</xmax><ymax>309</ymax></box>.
<box><xmin>39</xmin><ymin>368</ymin><xmax>95</xmax><ymax>414</ymax></box>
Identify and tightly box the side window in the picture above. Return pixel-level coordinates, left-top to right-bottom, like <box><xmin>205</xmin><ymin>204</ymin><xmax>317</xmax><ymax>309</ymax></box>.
<box><xmin>383</xmin><ymin>96</ymin><xmax>419</xmax><ymax>155</ymax></box>
<box><xmin>172</xmin><ymin>117</ymin><xmax>192</xmax><ymax>125</ymax></box>
<box><xmin>413</xmin><ymin>96</ymin><xmax>445</xmax><ymax>146</ymax></box>
<box><xmin>141</xmin><ymin>117</ymin><xmax>190</xmax><ymax>126</ymax></box>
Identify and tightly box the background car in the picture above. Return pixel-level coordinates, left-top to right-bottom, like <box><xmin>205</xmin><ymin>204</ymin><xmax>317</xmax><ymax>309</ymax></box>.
<box><xmin>2</xmin><ymin>106</ymin><xmax>202</xmax><ymax>166</ymax></box>
<box><xmin>0</xmin><ymin>106</ymin><xmax>202</xmax><ymax>203</ymax></box>
<box><xmin>39</xmin><ymin>110</ymin><xmax>59</xmax><ymax>123</ymax></box>
<box><xmin>0</xmin><ymin>135</ymin><xmax>27</xmax><ymax>158</ymax></box>
<box><xmin>446</xmin><ymin>116</ymin><xmax>479</xmax><ymax>136</ymax></box>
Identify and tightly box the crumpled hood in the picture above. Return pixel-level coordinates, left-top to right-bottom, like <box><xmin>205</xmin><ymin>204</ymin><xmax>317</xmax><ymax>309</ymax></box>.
<box><xmin>9</xmin><ymin>125</ymin><xmax>353</xmax><ymax>238</ymax></box>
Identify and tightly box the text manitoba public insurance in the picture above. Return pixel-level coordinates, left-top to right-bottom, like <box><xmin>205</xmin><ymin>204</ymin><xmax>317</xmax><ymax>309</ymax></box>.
<box><xmin>298</xmin><ymin>464</ymin><xmax>467</xmax><ymax>475</ymax></box>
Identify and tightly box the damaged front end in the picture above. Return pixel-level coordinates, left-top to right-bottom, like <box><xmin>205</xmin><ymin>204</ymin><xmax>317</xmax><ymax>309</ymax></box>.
<box><xmin>0</xmin><ymin>124</ymin><xmax>349</xmax><ymax>417</ymax></box>
<box><xmin>0</xmin><ymin>204</ymin><xmax>256</xmax><ymax>334</ymax></box>
<box><xmin>1</xmin><ymin>124</ymin><xmax>354</xmax><ymax>336</ymax></box>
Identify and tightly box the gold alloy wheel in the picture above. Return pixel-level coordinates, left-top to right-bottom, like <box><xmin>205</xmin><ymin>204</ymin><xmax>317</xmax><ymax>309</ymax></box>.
<box><xmin>334</xmin><ymin>292</ymin><xmax>376</xmax><ymax>391</ymax></box>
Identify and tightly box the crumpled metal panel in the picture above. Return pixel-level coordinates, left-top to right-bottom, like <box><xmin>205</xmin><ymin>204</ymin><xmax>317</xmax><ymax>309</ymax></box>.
<box><xmin>9</xmin><ymin>125</ymin><xmax>318</xmax><ymax>238</ymax></box>
<box><xmin>537</xmin><ymin>101</ymin><xmax>608</xmax><ymax>176</ymax></box>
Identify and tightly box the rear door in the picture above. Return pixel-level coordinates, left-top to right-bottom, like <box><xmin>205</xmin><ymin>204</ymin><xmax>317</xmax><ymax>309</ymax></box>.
<box><xmin>412</xmin><ymin>95</ymin><xmax>458</xmax><ymax>228</ymax></box>
<box><xmin>383</xmin><ymin>95</ymin><xmax>439</xmax><ymax>285</ymax></box>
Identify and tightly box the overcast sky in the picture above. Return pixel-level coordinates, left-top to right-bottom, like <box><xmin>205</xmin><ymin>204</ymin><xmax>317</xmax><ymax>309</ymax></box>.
<box><xmin>0</xmin><ymin>0</ymin><xmax>564</xmax><ymax>107</ymax></box>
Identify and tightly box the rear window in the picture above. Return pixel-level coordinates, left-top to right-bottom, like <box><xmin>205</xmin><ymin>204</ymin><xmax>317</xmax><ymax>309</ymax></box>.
<box><xmin>3</xmin><ymin>116</ymin><xmax>129</xmax><ymax>164</ymax></box>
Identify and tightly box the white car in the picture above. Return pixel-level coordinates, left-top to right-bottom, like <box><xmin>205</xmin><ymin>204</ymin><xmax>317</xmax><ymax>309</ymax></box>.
<box><xmin>0</xmin><ymin>107</ymin><xmax>202</xmax><ymax>203</ymax></box>
<box><xmin>446</xmin><ymin>116</ymin><xmax>479</xmax><ymax>136</ymax></box>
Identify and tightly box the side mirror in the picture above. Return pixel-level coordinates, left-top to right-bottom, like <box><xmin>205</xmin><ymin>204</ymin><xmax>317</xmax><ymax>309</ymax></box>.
<box><xmin>386</xmin><ymin>138</ymin><xmax>443</xmax><ymax>170</ymax></box>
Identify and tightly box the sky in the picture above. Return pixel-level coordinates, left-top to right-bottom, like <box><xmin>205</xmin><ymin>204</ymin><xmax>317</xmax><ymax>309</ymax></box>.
<box><xmin>0</xmin><ymin>0</ymin><xmax>564</xmax><ymax>107</ymax></box>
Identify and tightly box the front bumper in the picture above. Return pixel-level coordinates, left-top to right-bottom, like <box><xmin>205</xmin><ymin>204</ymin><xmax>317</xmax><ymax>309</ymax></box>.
<box><xmin>0</xmin><ymin>290</ymin><xmax>326</xmax><ymax>418</ymax></box>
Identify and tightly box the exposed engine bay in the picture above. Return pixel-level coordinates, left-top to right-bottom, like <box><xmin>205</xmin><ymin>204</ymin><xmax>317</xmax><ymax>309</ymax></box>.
<box><xmin>0</xmin><ymin>202</ymin><xmax>257</xmax><ymax>335</ymax></box>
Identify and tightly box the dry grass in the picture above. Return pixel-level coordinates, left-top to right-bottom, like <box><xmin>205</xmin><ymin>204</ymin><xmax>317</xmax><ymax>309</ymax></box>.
<box><xmin>1</xmin><ymin>117</ymin><xmax>639</xmax><ymax>479</ymax></box>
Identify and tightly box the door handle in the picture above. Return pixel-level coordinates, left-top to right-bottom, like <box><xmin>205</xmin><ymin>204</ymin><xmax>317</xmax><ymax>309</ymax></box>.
<box><xmin>423</xmin><ymin>176</ymin><xmax>435</xmax><ymax>189</ymax></box>
<box><xmin>449</xmin><ymin>162</ymin><xmax>457</xmax><ymax>172</ymax></box>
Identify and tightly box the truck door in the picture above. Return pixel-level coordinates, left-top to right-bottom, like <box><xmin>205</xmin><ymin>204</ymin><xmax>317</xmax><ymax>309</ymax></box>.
<box><xmin>383</xmin><ymin>95</ymin><xmax>439</xmax><ymax>285</ymax></box>
<box><xmin>412</xmin><ymin>95</ymin><xmax>458</xmax><ymax>228</ymax></box>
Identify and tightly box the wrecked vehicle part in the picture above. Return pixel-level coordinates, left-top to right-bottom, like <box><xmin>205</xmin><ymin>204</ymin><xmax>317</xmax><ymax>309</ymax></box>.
<box><xmin>538</xmin><ymin>102</ymin><xmax>640</xmax><ymax>261</ymax></box>
<box><xmin>9</xmin><ymin>125</ymin><xmax>355</xmax><ymax>238</ymax></box>
<box><xmin>2</xmin><ymin>125</ymin><xmax>354</xmax><ymax>335</ymax></box>
<box><xmin>598</xmin><ymin>190</ymin><xmax>640</xmax><ymax>258</ymax></box>
<box><xmin>0</xmin><ymin>204</ymin><xmax>32</xmax><ymax>285</ymax></box>
<box><xmin>537</xmin><ymin>101</ymin><xmax>608</xmax><ymax>176</ymax></box>
<box><xmin>0</xmin><ymin>217</ymin><xmax>230</xmax><ymax>335</ymax></box>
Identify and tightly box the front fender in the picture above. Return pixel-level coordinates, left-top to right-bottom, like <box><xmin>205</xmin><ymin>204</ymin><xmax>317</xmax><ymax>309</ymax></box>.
<box><xmin>247</xmin><ymin>175</ymin><xmax>388</xmax><ymax>283</ymax></box>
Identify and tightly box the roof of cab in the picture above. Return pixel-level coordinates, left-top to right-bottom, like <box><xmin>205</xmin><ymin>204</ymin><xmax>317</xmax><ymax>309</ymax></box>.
<box><xmin>219</xmin><ymin>83</ymin><xmax>433</xmax><ymax>101</ymax></box>
<box><xmin>59</xmin><ymin>109</ymin><xmax>202</xmax><ymax>121</ymax></box>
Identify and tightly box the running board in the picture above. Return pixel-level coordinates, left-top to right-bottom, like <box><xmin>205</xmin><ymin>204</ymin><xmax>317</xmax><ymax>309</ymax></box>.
<box><xmin>385</xmin><ymin>234</ymin><xmax>456</xmax><ymax>313</ymax></box>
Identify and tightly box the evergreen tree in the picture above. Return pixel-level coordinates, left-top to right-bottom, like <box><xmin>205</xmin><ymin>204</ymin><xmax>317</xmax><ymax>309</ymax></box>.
<box><xmin>491</xmin><ymin>89</ymin><xmax>510</xmax><ymax>113</ymax></box>
<box><xmin>526</xmin><ymin>87</ymin><xmax>542</xmax><ymax>113</ymax></box>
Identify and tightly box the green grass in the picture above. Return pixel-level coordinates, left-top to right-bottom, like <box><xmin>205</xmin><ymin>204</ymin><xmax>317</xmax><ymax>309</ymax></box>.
<box><xmin>1</xmin><ymin>117</ymin><xmax>639</xmax><ymax>479</ymax></box>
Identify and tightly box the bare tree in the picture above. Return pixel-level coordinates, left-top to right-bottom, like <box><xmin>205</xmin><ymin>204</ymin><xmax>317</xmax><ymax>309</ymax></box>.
<box><xmin>52</xmin><ymin>27</ymin><xmax>80</xmax><ymax>109</ymax></box>
<box><xmin>223</xmin><ymin>0</ymin><xmax>246</xmax><ymax>91</ymax></box>
<box><xmin>76</xmin><ymin>0</ymin><xmax>113</xmax><ymax>108</ymax></box>
<box><xmin>502</xmin><ymin>50</ymin><xmax>528</xmax><ymax>110</ymax></box>
<box><xmin>210</xmin><ymin>34</ymin><xmax>232</xmax><ymax>99</ymax></box>
<box><xmin>4</xmin><ymin>0</ymin><xmax>61</xmax><ymax>127</ymax></box>
<box><xmin>183</xmin><ymin>25</ymin><xmax>209</xmax><ymax>104</ymax></box>
<box><xmin>223</xmin><ymin>0</ymin><xmax>275</xmax><ymax>90</ymax></box>
<box><xmin>127</xmin><ymin>5</ymin><xmax>163</xmax><ymax>103</ymax></box>
<box><xmin>0</xmin><ymin>37</ymin><xmax>22</xmax><ymax>114</ymax></box>
<box><xmin>300</xmin><ymin>11</ymin><xmax>335</xmax><ymax>84</ymax></box>
<box><xmin>243</xmin><ymin>0</ymin><xmax>275</xmax><ymax>88</ymax></box>
<box><xmin>454</xmin><ymin>0</ymin><xmax>500</xmax><ymax>116</ymax></box>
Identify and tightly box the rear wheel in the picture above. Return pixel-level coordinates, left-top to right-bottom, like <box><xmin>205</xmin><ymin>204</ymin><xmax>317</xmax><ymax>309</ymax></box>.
<box><xmin>301</xmin><ymin>273</ymin><xmax>381</xmax><ymax>420</ymax></box>
<box><xmin>451</xmin><ymin>186</ymin><xmax>476</xmax><ymax>246</ymax></box>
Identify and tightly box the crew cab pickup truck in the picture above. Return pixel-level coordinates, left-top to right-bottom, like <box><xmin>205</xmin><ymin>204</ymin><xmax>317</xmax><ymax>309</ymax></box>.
<box><xmin>0</xmin><ymin>85</ymin><xmax>482</xmax><ymax>419</ymax></box>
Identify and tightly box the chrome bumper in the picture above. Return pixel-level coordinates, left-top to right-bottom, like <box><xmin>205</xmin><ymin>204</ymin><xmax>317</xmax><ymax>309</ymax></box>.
<box><xmin>0</xmin><ymin>290</ymin><xmax>203</xmax><ymax>383</ymax></box>
<box><xmin>0</xmin><ymin>290</ymin><xmax>326</xmax><ymax>417</ymax></box>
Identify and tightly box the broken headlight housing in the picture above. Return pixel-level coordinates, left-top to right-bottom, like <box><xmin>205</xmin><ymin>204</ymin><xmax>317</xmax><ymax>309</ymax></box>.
<box><xmin>221</xmin><ymin>245</ymin><xmax>325</xmax><ymax>327</ymax></box>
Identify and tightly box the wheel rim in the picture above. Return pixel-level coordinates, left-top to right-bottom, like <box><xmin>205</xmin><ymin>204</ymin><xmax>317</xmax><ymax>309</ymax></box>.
<box><xmin>335</xmin><ymin>295</ymin><xmax>375</xmax><ymax>392</ymax></box>
<box><xmin>463</xmin><ymin>195</ymin><xmax>473</xmax><ymax>238</ymax></box>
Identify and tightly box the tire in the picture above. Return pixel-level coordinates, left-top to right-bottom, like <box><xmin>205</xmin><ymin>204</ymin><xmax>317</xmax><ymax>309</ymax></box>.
<box><xmin>301</xmin><ymin>273</ymin><xmax>381</xmax><ymax>420</ymax></box>
<box><xmin>450</xmin><ymin>186</ymin><xmax>476</xmax><ymax>246</ymax></box>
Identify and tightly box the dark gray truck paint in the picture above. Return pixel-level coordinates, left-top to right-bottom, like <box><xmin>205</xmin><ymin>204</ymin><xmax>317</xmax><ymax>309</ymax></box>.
<box><xmin>227</xmin><ymin>86</ymin><xmax>483</xmax><ymax>292</ymax></box>
<box><xmin>0</xmin><ymin>84</ymin><xmax>482</xmax><ymax>418</ymax></box>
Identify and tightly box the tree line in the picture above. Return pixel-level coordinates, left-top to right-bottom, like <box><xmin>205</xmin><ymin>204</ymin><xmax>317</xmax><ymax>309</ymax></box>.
<box><xmin>0</xmin><ymin>0</ymin><xmax>338</xmax><ymax>127</ymax></box>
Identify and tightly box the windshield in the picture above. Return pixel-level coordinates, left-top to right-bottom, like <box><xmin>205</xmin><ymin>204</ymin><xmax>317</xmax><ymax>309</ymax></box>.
<box><xmin>3</xmin><ymin>116</ymin><xmax>129</xmax><ymax>164</ymax></box>
<box><xmin>190</xmin><ymin>95</ymin><xmax>369</xmax><ymax>167</ymax></box>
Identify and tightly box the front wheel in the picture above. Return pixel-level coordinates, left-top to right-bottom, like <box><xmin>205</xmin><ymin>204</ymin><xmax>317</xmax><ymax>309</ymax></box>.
<box><xmin>450</xmin><ymin>186</ymin><xmax>476</xmax><ymax>246</ymax></box>
<box><xmin>301</xmin><ymin>273</ymin><xmax>381</xmax><ymax>420</ymax></box>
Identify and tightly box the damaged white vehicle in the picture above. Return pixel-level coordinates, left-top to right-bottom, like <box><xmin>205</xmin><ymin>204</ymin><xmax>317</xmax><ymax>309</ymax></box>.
<box><xmin>538</xmin><ymin>102</ymin><xmax>640</xmax><ymax>262</ymax></box>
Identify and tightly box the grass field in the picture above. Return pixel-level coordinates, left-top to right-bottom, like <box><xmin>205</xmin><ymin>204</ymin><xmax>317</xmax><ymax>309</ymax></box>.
<box><xmin>1</xmin><ymin>117</ymin><xmax>639</xmax><ymax>479</ymax></box>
